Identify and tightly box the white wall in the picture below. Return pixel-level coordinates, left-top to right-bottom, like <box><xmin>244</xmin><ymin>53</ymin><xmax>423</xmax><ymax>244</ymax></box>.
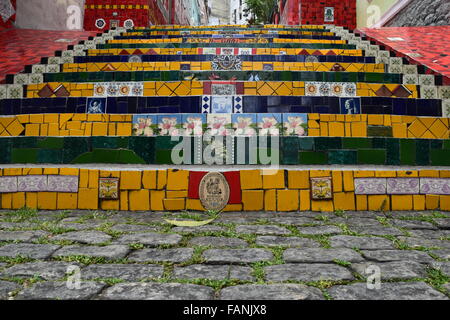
<box><xmin>229</xmin><ymin>0</ymin><xmax>247</xmax><ymax>24</ymax></box>
<box><xmin>208</xmin><ymin>0</ymin><xmax>230</xmax><ymax>25</ymax></box>
<box><xmin>15</xmin><ymin>0</ymin><xmax>85</xmax><ymax>31</ymax></box>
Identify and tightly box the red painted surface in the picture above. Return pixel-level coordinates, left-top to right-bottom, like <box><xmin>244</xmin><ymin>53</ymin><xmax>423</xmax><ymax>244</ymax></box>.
<box><xmin>0</xmin><ymin>0</ymin><xmax>16</xmax><ymax>31</ymax></box>
<box><xmin>357</xmin><ymin>26</ymin><xmax>450</xmax><ymax>85</ymax></box>
<box><xmin>84</xmin><ymin>0</ymin><xmax>170</xmax><ymax>31</ymax></box>
<box><xmin>188</xmin><ymin>171</ymin><xmax>242</xmax><ymax>205</ymax></box>
<box><xmin>0</xmin><ymin>29</ymin><xmax>97</xmax><ymax>83</ymax></box>
<box><xmin>278</xmin><ymin>0</ymin><xmax>356</xmax><ymax>30</ymax></box>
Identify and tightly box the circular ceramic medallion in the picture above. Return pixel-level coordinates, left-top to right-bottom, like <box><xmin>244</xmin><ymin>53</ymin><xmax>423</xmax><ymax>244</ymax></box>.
<box><xmin>199</xmin><ymin>172</ymin><xmax>230</xmax><ymax>211</ymax></box>
<box><xmin>128</xmin><ymin>55</ymin><xmax>142</xmax><ymax>63</ymax></box>
<box><xmin>95</xmin><ymin>19</ymin><xmax>106</xmax><ymax>29</ymax></box>
<box><xmin>124</xmin><ymin>19</ymin><xmax>134</xmax><ymax>29</ymax></box>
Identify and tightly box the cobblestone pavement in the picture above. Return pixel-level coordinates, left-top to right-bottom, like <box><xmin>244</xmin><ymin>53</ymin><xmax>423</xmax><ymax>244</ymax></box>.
<box><xmin>0</xmin><ymin>209</ymin><xmax>449</xmax><ymax>300</ymax></box>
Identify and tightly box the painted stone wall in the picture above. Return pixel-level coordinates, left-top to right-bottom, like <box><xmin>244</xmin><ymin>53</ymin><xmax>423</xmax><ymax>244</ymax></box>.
<box><xmin>15</xmin><ymin>0</ymin><xmax>85</xmax><ymax>31</ymax></box>
<box><xmin>385</xmin><ymin>0</ymin><xmax>450</xmax><ymax>27</ymax></box>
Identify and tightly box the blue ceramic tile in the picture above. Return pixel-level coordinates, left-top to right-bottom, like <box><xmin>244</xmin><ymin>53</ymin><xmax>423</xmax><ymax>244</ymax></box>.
<box><xmin>340</xmin><ymin>97</ymin><xmax>361</xmax><ymax>115</ymax></box>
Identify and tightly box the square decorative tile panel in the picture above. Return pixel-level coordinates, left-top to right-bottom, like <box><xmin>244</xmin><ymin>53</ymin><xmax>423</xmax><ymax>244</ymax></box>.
<box><xmin>94</xmin><ymin>82</ymin><xmax>143</xmax><ymax>97</ymax></box>
<box><xmin>442</xmin><ymin>100</ymin><xmax>450</xmax><ymax>118</ymax></box>
<box><xmin>232</xmin><ymin>114</ymin><xmax>257</xmax><ymax>136</ymax></box>
<box><xmin>99</xmin><ymin>178</ymin><xmax>119</xmax><ymax>200</ymax></box>
<box><xmin>182</xmin><ymin>114</ymin><xmax>206</xmax><ymax>136</ymax></box>
<box><xmin>354</xmin><ymin>178</ymin><xmax>387</xmax><ymax>195</ymax></box>
<box><xmin>386</xmin><ymin>178</ymin><xmax>420</xmax><ymax>194</ymax></box>
<box><xmin>210</xmin><ymin>96</ymin><xmax>234</xmax><ymax>113</ymax></box>
<box><xmin>17</xmin><ymin>175</ymin><xmax>47</xmax><ymax>192</ymax></box>
<box><xmin>420</xmin><ymin>86</ymin><xmax>438</xmax><ymax>99</ymax></box>
<box><xmin>47</xmin><ymin>175</ymin><xmax>79</xmax><ymax>193</ymax></box>
<box><xmin>403</xmin><ymin>74</ymin><xmax>419</xmax><ymax>85</ymax></box>
<box><xmin>132</xmin><ymin>114</ymin><xmax>158</xmax><ymax>136</ymax></box>
<box><xmin>419</xmin><ymin>75</ymin><xmax>435</xmax><ymax>86</ymax></box>
<box><xmin>7</xmin><ymin>85</ymin><xmax>23</xmax><ymax>99</ymax></box>
<box><xmin>157</xmin><ymin>114</ymin><xmax>183</xmax><ymax>136</ymax></box>
<box><xmin>211</xmin><ymin>55</ymin><xmax>242</xmax><ymax>71</ymax></box>
<box><xmin>420</xmin><ymin>178</ymin><xmax>450</xmax><ymax>195</ymax></box>
<box><xmin>438</xmin><ymin>87</ymin><xmax>450</xmax><ymax>100</ymax></box>
<box><xmin>202</xmin><ymin>96</ymin><xmax>212</xmax><ymax>113</ymax></box>
<box><xmin>203</xmin><ymin>48</ymin><xmax>216</xmax><ymax>55</ymax></box>
<box><xmin>324</xmin><ymin>7</ymin><xmax>335</xmax><ymax>22</ymax></box>
<box><xmin>257</xmin><ymin>113</ymin><xmax>282</xmax><ymax>136</ymax></box>
<box><xmin>86</xmin><ymin>98</ymin><xmax>107</xmax><ymax>114</ymax></box>
<box><xmin>206</xmin><ymin>114</ymin><xmax>232</xmax><ymax>136</ymax></box>
<box><xmin>0</xmin><ymin>176</ymin><xmax>18</xmax><ymax>193</ymax></box>
<box><xmin>211</xmin><ymin>84</ymin><xmax>236</xmax><ymax>96</ymax></box>
<box><xmin>340</xmin><ymin>98</ymin><xmax>361</xmax><ymax>115</ymax></box>
<box><xmin>283</xmin><ymin>113</ymin><xmax>308</xmax><ymax>136</ymax></box>
<box><xmin>311</xmin><ymin>177</ymin><xmax>333</xmax><ymax>200</ymax></box>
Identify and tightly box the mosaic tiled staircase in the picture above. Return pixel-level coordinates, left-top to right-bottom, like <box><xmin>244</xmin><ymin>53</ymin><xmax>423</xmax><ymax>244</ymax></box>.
<box><xmin>0</xmin><ymin>24</ymin><xmax>450</xmax><ymax>212</ymax></box>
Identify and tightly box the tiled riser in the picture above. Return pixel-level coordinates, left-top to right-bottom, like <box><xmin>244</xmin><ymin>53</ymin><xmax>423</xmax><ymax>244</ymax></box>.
<box><xmin>0</xmin><ymin>96</ymin><xmax>442</xmax><ymax>117</ymax></box>
<box><xmin>97</xmin><ymin>43</ymin><xmax>357</xmax><ymax>50</ymax></box>
<box><xmin>72</xmin><ymin>55</ymin><xmax>376</xmax><ymax>64</ymax></box>
<box><xmin>1</xmin><ymin>113</ymin><xmax>449</xmax><ymax>140</ymax></box>
<box><xmin>1</xmin><ymin>168</ymin><xmax>450</xmax><ymax>212</ymax></box>
<box><xmin>1</xmin><ymin>136</ymin><xmax>450</xmax><ymax>166</ymax></box>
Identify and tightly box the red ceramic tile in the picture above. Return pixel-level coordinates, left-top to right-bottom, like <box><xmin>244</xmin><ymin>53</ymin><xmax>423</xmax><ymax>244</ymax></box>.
<box><xmin>188</xmin><ymin>171</ymin><xmax>242</xmax><ymax>205</ymax></box>
<box><xmin>357</xmin><ymin>26</ymin><xmax>450</xmax><ymax>84</ymax></box>
<box><xmin>0</xmin><ymin>29</ymin><xmax>97</xmax><ymax>83</ymax></box>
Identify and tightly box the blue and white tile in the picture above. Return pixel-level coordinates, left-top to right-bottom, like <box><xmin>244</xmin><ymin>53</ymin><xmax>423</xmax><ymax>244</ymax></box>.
<box><xmin>201</xmin><ymin>96</ymin><xmax>212</xmax><ymax>113</ymax></box>
<box><xmin>354</xmin><ymin>178</ymin><xmax>387</xmax><ymax>195</ymax></box>
<box><xmin>211</xmin><ymin>96</ymin><xmax>234</xmax><ymax>113</ymax></box>
<box><xmin>340</xmin><ymin>97</ymin><xmax>361</xmax><ymax>115</ymax></box>
<box><xmin>386</xmin><ymin>178</ymin><xmax>420</xmax><ymax>194</ymax></box>
<box><xmin>86</xmin><ymin>98</ymin><xmax>107</xmax><ymax>114</ymax></box>
<box><xmin>233</xmin><ymin>96</ymin><xmax>243</xmax><ymax>113</ymax></box>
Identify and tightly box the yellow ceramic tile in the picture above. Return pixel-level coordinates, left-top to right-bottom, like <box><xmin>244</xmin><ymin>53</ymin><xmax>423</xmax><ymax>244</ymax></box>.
<box><xmin>77</xmin><ymin>188</ymin><xmax>98</xmax><ymax>210</ymax></box>
<box><xmin>57</xmin><ymin>193</ymin><xmax>78</xmax><ymax>210</ymax></box>
<box><xmin>166</xmin><ymin>169</ymin><xmax>189</xmax><ymax>190</ymax></box>
<box><xmin>242</xmin><ymin>190</ymin><xmax>264</xmax><ymax>211</ymax></box>
<box><xmin>120</xmin><ymin>171</ymin><xmax>142</xmax><ymax>190</ymax></box>
<box><xmin>163</xmin><ymin>198</ymin><xmax>185</xmax><ymax>210</ymax></box>
<box><xmin>391</xmin><ymin>195</ymin><xmax>413</xmax><ymax>211</ymax></box>
<box><xmin>288</xmin><ymin>171</ymin><xmax>309</xmax><ymax>189</ymax></box>
<box><xmin>37</xmin><ymin>192</ymin><xmax>57</xmax><ymax>210</ymax></box>
<box><xmin>277</xmin><ymin>190</ymin><xmax>299</xmax><ymax>211</ymax></box>
<box><xmin>129</xmin><ymin>190</ymin><xmax>150</xmax><ymax>211</ymax></box>
<box><xmin>240</xmin><ymin>170</ymin><xmax>262</xmax><ymax>189</ymax></box>
<box><xmin>334</xmin><ymin>192</ymin><xmax>356</xmax><ymax>211</ymax></box>
<box><xmin>264</xmin><ymin>189</ymin><xmax>276</xmax><ymax>211</ymax></box>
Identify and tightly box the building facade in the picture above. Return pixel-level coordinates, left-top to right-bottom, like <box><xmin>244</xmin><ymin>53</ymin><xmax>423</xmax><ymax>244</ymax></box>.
<box><xmin>207</xmin><ymin>0</ymin><xmax>229</xmax><ymax>25</ymax></box>
<box><xmin>230</xmin><ymin>0</ymin><xmax>247</xmax><ymax>25</ymax></box>
<box><xmin>278</xmin><ymin>0</ymin><xmax>357</xmax><ymax>30</ymax></box>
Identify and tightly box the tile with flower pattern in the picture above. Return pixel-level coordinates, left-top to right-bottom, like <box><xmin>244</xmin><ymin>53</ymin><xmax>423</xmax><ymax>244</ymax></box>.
<box><xmin>182</xmin><ymin>114</ymin><xmax>206</xmax><ymax>136</ymax></box>
<box><xmin>132</xmin><ymin>114</ymin><xmax>158</xmax><ymax>136</ymax></box>
<box><xmin>232</xmin><ymin>114</ymin><xmax>257</xmax><ymax>136</ymax></box>
<box><xmin>283</xmin><ymin>114</ymin><xmax>307</xmax><ymax>136</ymax></box>
<box><xmin>257</xmin><ymin>113</ymin><xmax>282</xmax><ymax>136</ymax></box>
<box><xmin>157</xmin><ymin>114</ymin><xmax>183</xmax><ymax>136</ymax></box>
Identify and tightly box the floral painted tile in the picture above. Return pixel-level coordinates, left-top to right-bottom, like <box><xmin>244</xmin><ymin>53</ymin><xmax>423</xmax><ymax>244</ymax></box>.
<box><xmin>182</xmin><ymin>114</ymin><xmax>206</xmax><ymax>136</ymax></box>
<box><xmin>157</xmin><ymin>114</ymin><xmax>183</xmax><ymax>136</ymax></box>
<box><xmin>99</xmin><ymin>178</ymin><xmax>119</xmax><ymax>200</ymax></box>
<box><xmin>17</xmin><ymin>175</ymin><xmax>47</xmax><ymax>192</ymax></box>
<box><xmin>232</xmin><ymin>114</ymin><xmax>257</xmax><ymax>136</ymax></box>
<box><xmin>282</xmin><ymin>114</ymin><xmax>307</xmax><ymax>136</ymax></box>
<box><xmin>311</xmin><ymin>177</ymin><xmax>333</xmax><ymax>200</ymax></box>
<box><xmin>47</xmin><ymin>175</ymin><xmax>79</xmax><ymax>193</ymax></box>
<box><xmin>354</xmin><ymin>178</ymin><xmax>387</xmax><ymax>195</ymax></box>
<box><xmin>0</xmin><ymin>176</ymin><xmax>18</xmax><ymax>193</ymax></box>
<box><xmin>386</xmin><ymin>178</ymin><xmax>420</xmax><ymax>194</ymax></box>
<box><xmin>420</xmin><ymin>178</ymin><xmax>450</xmax><ymax>195</ymax></box>
<box><xmin>206</xmin><ymin>114</ymin><xmax>232</xmax><ymax>136</ymax></box>
<box><xmin>257</xmin><ymin>113</ymin><xmax>282</xmax><ymax>136</ymax></box>
<box><xmin>132</xmin><ymin>114</ymin><xmax>158</xmax><ymax>136</ymax></box>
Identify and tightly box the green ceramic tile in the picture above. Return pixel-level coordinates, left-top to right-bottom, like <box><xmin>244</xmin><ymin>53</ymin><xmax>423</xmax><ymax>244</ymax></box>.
<box><xmin>118</xmin><ymin>150</ymin><xmax>146</xmax><ymax>164</ymax></box>
<box><xmin>314</xmin><ymin>137</ymin><xmax>342</xmax><ymax>151</ymax></box>
<box><xmin>156</xmin><ymin>150</ymin><xmax>174</xmax><ymax>164</ymax></box>
<box><xmin>298</xmin><ymin>137</ymin><xmax>314</xmax><ymax>151</ymax></box>
<box><xmin>328</xmin><ymin>150</ymin><xmax>357</xmax><ymax>165</ymax></box>
<box><xmin>357</xmin><ymin>150</ymin><xmax>386</xmax><ymax>165</ymax></box>
<box><xmin>416</xmin><ymin>139</ymin><xmax>430</xmax><ymax>166</ymax></box>
<box><xmin>442</xmin><ymin>140</ymin><xmax>450</xmax><ymax>150</ymax></box>
<box><xmin>386</xmin><ymin>139</ymin><xmax>400</xmax><ymax>166</ymax></box>
<box><xmin>367</xmin><ymin>126</ymin><xmax>393</xmax><ymax>137</ymax></box>
<box><xmin>299</xmin><ymin>151</ymin><xmax>327</xmax><ymax>165</ymax></box>
<box><xmin>400</xmin><ymin>140</ymin><xmax>416</xmax><ymax>165</ymax></box>
<box><xmin>13</xmin><ymin>137</ymin><xmax>37</xmax><ymax>148</ymax></box>
<box><xmin>11</xmin><ymin>148</ymin><xmax>38</xmax><ymax>163</ymax></box>
<box><xmin>282</xmin><ymin>137</ymin><xmax>299</xmax><ymax>165</ymax></box>
<box><xmin>342</xmin><ymin>138</ymin><xmax>371</xmax><ymax>149</ymax></box>
<box><xmin>430</xmin><ymin>150</ymin><xmax>450</xmax><ymax>166</ymax></box>
<box><xmin>63</xmin><ymin>137</ymin><xmax>90</xmax><ymax>163</ymax></box>
<box><xmin>37</xmin><ymin>137</ymin><xmax>64</xmax><ymax>149</ymax></box>
<box><xmin>129</xmin><ymin>136</ymin><xmax>155</xmax><ymax>164</ymax></box>
<box><xmin>372</xmin><ymin>137</ymin><xmax>386</xmax><ymax>149</ymax></box>
<box><xmin>37</xmin><ymin>149</ymin><xmax>62</xmax><ymax>164</ymax></box>
<box><xmin>0</xmin><ymin>138</ymin><xmax>12</xmax><ymax>163</ymax></box>
<box><xmin>430</xmin><ymin>140</ymin><xmax>443</xmax><ymax>150</ymax></box>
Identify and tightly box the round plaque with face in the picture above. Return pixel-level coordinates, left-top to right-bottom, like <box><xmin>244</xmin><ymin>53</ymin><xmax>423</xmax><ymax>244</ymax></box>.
<box><xmin>199</xmin><ymin>172</ymin><xmax>230</xmax><ymax>211</ymax></box>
